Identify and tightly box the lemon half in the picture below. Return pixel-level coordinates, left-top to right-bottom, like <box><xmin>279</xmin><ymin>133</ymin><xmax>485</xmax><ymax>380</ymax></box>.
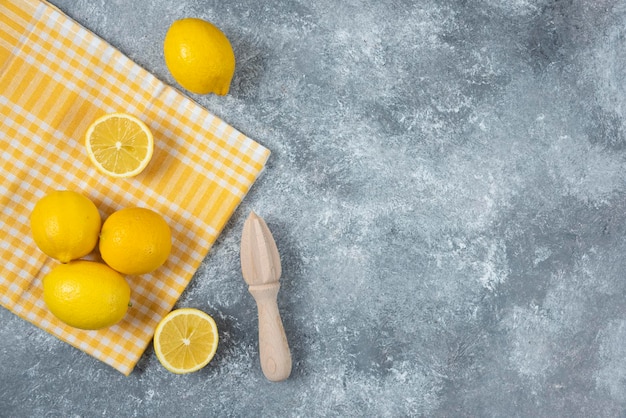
<box><xmin>154</xmin><ymin>308</ymin><xmax>219</xmax><ymax>374</ymax></box>
<box><xmin>85</xmin><ymin>113</ymin><xmax>154</xmax><ymax>178</ymax></box>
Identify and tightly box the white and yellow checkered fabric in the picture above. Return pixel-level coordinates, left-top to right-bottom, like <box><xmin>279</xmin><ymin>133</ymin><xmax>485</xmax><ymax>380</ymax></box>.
<box><xmin>0</xmin><ymin>0</ymin><xmax>270</xmax><ymax>375</ymax></box>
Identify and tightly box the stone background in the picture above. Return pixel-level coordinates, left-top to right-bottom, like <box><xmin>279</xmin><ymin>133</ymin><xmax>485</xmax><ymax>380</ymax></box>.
<box><xmin>3</xmin><ymin>0</ymin><xmax>626</xmax><ymax>416</ymax></box>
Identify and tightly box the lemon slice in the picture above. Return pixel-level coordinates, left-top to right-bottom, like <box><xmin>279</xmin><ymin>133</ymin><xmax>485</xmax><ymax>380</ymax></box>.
<box><xmin>85</xmin><ymin>113</ymin><xmax>154</xmax><ymax>178</ymax></box>
<box><xmin>154</xmin><ymin>308</ymin><xmax>219</xmax><ymax>374</ymax></box>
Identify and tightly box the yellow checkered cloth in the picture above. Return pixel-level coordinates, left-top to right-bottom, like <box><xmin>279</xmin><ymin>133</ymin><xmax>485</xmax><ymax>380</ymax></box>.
<box><xmin>0</xmin><ymin>0</ymin><xmax>270</xmax><ymax>375</ymax></box>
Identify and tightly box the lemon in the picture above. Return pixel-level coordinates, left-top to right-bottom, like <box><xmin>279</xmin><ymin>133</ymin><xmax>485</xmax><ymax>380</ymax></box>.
<box><xmin>99</xmin><ymin>207</ymin><xmax>172</xmax><ymax>275</ymax></box>
<box><xmin>153</xmin><ymin>308</ymin><xmax>219</xmax><ymax>374</ymax></box>
<box><xmin>30</xmin><ymin>190</ymin><xmax>101</xmax><ymax>263</ymax></box>
<box><xmin>163</xmin><ymin>18</ymin><xmax>236</xmax><ymax>95</ymax></box>
<box><xmin>85</xmin><ymin>113</ymin><xmax>154</xmax><ymax>178</ymax></box>
<box><xmin>43</xmin><ymin>260</ymin><xmax>131</xmax><ymax>330</ymax></box>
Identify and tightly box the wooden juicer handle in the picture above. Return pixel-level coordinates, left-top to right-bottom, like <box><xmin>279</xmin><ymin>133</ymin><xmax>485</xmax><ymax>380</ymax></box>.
<box><xmin>248</xmin><ymin>282</ymin><xmax>292</xmax><ymax>382</ymax></box>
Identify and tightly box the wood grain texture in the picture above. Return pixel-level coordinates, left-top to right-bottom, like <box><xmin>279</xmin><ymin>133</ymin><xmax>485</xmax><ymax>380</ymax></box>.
<box><xmin>241</xmin><ymin>211</ymin><xmax>291</xmax><ymax>381</ymax></box>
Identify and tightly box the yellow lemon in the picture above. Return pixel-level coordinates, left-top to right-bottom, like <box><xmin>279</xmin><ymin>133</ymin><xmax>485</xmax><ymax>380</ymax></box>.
<box><xmin>99</xmin><ymin>207</ymin><xmax>172</xmax><ymax>275</ymax></box>
<box><xmin>163</xmin><ymin>18</ymin><xmax>236</xmax><ymax>95</ymax></box>
<box><xmin>43</xmin><ymin>260</ymin><xmax>131</xmax><ymax>330</ymax></box>
<box><xmin>30</xmin><ymin>190</ymin><xmax>101</xmax><ymax>263</ymax></box>
<box><xmin>85</xmin><ymin>113</ymin><xmax>154</xmax><ymax>178</ymax></box>
<box><xmin>154</xmin><ymin>308</ymin><xmax>219</xmax><ymax>374</ymax></box>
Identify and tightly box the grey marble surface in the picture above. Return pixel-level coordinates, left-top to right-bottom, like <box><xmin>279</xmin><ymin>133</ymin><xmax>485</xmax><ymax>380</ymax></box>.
<box><xmin>3</xmin><ymin>0</ymin><xmax>626</xmax><ymax>416</ymax></box>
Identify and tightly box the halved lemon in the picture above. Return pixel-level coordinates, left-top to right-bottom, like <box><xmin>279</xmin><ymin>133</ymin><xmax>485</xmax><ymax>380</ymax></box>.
<box><xmin>85</xmin><ymin>113</ymin><xmax>154</xmax><ymax>178</ymax></box>
<box><xmin>153</xmin><ymin>308</ymin><xmax>219</xmax><ymax>374</ymax></box>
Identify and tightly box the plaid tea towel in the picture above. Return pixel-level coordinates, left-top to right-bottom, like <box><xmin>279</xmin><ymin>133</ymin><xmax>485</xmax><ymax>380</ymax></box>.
<box><xmin>0</xmin><ymin>0</ymin><xmax>270</xmax><ymax>375</ymax></box>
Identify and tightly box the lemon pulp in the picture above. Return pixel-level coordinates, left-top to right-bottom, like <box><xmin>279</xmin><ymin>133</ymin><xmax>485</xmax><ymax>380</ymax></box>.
<box><xmin>153</xmin><ymin>308</ymin><xmax>219</xmax><ymax>374</ymax></box>
<box><xmin>85</xmin><ymin>113</ymin><xmax>154</xmax><ymax>178</ymax></box>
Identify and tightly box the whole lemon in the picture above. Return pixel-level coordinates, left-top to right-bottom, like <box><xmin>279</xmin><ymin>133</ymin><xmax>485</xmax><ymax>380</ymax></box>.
<box><xmin>30</xmin><ymin>190</ymin><xmax>101</xmax><ymax>263</ymax></box>
<box><xmin>43</xmin><ymin>260</ymin><xmax>131</xmax><ymax>330</ymax></box>
<box><xmin>99</xmin><ymin>207</ymin><xmax>172</xmax><ymax>275</ymax></box>
<box><xmin>163</xmin><ymin>18</ymin><xmax>236</xmax><ymax>95</ymax></box>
